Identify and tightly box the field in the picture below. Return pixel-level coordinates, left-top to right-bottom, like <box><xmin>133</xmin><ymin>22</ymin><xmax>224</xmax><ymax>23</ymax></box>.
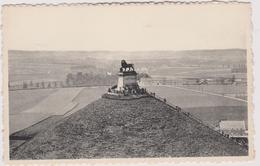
<box><xmin>9</xmin><ymin>89</ymin><xmax>57</xmax><ymax>115</ymax></box>
<box><xmin>145</xmin><ymin>86</ymin><xmax>247</xmax><ymax>108</ymax></box>
<box><xmin>9</xmin><ymin>87</ymin><xmax>109</xmax><ymax>134</ymax></box>
<box><xmin>179</xmin><ymin>84</ymin><xmax>247</xmax><ymax>100</ymax></box>
<box><xmin>144</xmin><ymin>85</ymin><xmax>248</xmax><ymax>128</ymax></box>
<box><xmin>152</xmin><ymin>67</ymin><xmax>232</xmax><ymax>78</ymax></box>
<box><xmin>181</xmin><ymin>84</ymin><xmax>247</xmax><ymax>94</ymax></box>
<box><xmin>185</xmin><ymin>106</ymin><xmax>248</xmax><ymax>128</ymax></box>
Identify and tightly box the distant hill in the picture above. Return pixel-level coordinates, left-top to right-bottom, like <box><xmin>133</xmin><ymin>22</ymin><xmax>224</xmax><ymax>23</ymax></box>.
<box><xmin>11</xmin><ymin>97</ymin><xmax>247</xmax><ymax>159</ymax></box>
<box><xmin>8</xmin><ymin>49</ymin><xmax>246</xmax><ymax>82</ymax></box>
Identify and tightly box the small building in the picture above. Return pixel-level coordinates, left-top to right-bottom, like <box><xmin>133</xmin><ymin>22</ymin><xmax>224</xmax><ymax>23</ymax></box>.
<box><xmin>218</xmin><ymin>120</ymin><xmax>248</xmax><ymax>146</ymax></box>
<box><xmin>219</xmin><ymin>120</ymin><xmax>246</xmax><ymax>131</ymax></box>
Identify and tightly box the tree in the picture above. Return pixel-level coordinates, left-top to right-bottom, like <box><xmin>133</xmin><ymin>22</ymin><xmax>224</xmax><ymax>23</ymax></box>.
<box><xmin>231</xmin><ymin>75</ymin><xmax>236</xmax><ymax>84</ymax></box>
<box><xmin>76</xmin><ymin>72</ymin><xmax>84</xmax><ymax>84</ymax></box>
<box><xmin>29</xmin><ymin>81</ymin><xmax>33</xmax><ymax>87</ymax></box>
<box><xmin>47</xmin><ymin>83</ymin><xmax>51</xmax><ymax>88</ymax></box>
<box><xmin>23</xmin><ymin>82</ymin><xmax>28</xmax><ymax>89</ymax></box>
<box><xmin>41</xmin><ymin>82</ymin><xmax>45</xmax><ymax>88</ymax></box>
<box><xmin>60</xmin><ymin>81</ymin><xmax>64</xmax><ymax>88</ymax></box>
<box><xmin>53</xmin><ymin>81</ymin><xmax>57</xmax><ymax>88</ymax></box>
<box><xmin>66</xmin><ymin>73</ymin><xmax>74</xmax><ymax>86</ymax></box>
<box><xmin>36</xmin><ymin>82</ymin><xmax>40</xmax><ymax>88</ymax></box>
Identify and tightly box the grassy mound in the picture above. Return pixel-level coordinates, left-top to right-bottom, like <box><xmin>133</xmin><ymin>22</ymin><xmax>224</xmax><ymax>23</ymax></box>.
<box><xmin>10</xmin><ymin>115</ymin><xmax>63</xmax><ymax>154</ymax></box>
<box><xmin>11</xmin><ymin>97</ymin><xmax>247</xmax><ymax>159</ymax></box>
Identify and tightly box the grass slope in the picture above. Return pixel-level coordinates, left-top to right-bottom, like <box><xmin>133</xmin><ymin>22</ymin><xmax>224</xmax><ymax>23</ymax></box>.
<box><xmin>11</xmin><ymin>97</ymin><xmax>247</xmax><ymax>159</ymax></box>
<box><xmin>10</xmin><ymin>115</ymin><xmax>63</xmax><ymax>154</ymax></box>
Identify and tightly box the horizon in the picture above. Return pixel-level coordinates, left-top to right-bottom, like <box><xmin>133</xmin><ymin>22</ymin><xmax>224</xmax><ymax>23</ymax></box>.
<box><xmin>9</xmin><ymin>48</ymin><xmax>246</xmax><ymax>52</ymax></box>
<box><xmin>8</xmin><ymin>49</ymin><xmax>247</xmax><ymax>61</ymax></box>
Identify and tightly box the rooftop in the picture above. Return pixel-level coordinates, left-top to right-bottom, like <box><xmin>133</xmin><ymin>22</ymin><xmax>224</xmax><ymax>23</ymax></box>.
<box><xmin>219</xmin><ymin>120</ymin><xmax>246</xmax><ymax>131</ymax></box>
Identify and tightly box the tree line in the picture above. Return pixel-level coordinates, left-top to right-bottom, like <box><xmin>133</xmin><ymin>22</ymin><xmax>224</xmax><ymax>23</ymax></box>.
<box><xmin>9</xmin><ymin>72</ymin><xmax>151</xmax><ymax>91</ymax></box>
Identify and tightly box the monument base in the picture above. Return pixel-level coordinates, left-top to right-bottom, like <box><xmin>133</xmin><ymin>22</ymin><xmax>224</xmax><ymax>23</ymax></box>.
<box><xmin>117</xmin><ymin>71</ymin><xmax>138</xmax><ymax>91</ymax></box>
<box><xmin>107</xmin><ymin>60</ymin><xmax>147</xmax><ymax>96</ymax></box>
<box><xmin>102</xmin><ymin>92</ymin><xmax>150</xmax><ymax>100</ymax></box>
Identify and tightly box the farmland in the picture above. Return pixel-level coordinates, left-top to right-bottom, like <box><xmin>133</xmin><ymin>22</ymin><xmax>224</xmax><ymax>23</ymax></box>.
<box><xmin>9</xmin><ymin>89</ymin><xmax>57</xmax><ymax>115</ymax></box>
<box><xmin>179</xmin><ymin>84</ymin><xmax>247</xmax><ymax>100</ymax></box>
<box><xmin>144</xmin><ymin>85</ymin><xmax>248</xmax><ymax>128</ymax></box>
<box><xmin>180</xmin><ymin>84</ymin><xmax>247</xmax><ymax>95</ymax></box>
<box><xmin>9</xmin><ymin>87</ymin><xmax>109</xmax><ymax>134</ymax></box>
<box><xmin>151</xmin><ymin>66</ymin><xmax>246</xmax><ymax>79</ymax></box>
<box><xmin>184</xmin><ymin>106</ymin><xmax>248</xmax><ymax>128</ymax></box>
<box><xmin>145</xmin><ymin>86</ymin><xmax>247</xmax><ymax>108</ymax></box>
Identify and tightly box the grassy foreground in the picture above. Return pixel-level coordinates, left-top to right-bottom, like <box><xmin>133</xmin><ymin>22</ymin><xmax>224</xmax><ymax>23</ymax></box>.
<box><xmin>11</xmin><ymin>97</ymin><xmax>247</xmax><ymax>159</ymax></box>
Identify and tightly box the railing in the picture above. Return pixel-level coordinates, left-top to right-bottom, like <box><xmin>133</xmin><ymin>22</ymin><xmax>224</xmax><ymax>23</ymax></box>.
<box><xmin>147</xmin><ymin>91</ymin><xmax>248</xmax><ymax>148</ymax></box>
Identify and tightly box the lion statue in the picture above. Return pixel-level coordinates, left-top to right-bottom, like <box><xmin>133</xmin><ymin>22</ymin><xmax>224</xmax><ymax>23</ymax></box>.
<box><xmin>120</xmin><ymin>60</ymin><xmax>134</xmax><ymax>72</ymax></box>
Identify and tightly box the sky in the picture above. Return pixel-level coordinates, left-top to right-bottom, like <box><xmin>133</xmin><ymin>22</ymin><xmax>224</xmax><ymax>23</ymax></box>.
<box><xmin>3</xmin><ymin>3</ymin><xmax>251</xmax><ymax>51</ymax></box>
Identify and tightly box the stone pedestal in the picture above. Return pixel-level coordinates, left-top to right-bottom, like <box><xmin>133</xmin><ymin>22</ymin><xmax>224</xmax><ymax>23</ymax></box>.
<box><xmin>117</xmin><ymin>71</ymin><xmax>138</xmax><ymax>91</ymax></box>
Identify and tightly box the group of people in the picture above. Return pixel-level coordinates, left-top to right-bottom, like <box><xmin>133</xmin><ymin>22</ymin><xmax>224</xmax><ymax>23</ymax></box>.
<box><xmin>108</xmin><ymin>85</ymin><xmax>147</xmax><ymax>96</ymax></box>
